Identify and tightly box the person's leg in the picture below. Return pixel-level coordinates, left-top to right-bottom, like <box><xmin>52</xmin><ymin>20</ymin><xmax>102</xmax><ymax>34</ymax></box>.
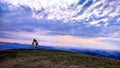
<box><xmin>35</xmin><ymin>44</ymin><xmax>37</xmax><ymax>48</ymax></box>
<box><xmin>35</xmin><ymin>42</ymin><xmax>38</xmax><ymax>48</ymax></box>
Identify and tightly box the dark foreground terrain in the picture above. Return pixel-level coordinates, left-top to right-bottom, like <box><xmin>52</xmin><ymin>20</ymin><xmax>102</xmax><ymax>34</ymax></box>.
<box><xmin>0</xmin><ymin>49</ymin><xmax>120</xmax><ymax>68</ymax></box>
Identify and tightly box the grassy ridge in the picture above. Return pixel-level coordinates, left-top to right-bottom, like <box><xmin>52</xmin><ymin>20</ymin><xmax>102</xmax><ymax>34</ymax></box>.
<box><xmin>0</xmin><ymin>49</ymin><xmax>120</xmax><ymax>68</ymax></box>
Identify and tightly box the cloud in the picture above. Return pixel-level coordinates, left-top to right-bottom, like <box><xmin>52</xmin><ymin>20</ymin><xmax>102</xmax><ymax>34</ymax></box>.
<box><xmin>0</xmin><ymin>0</ymin><xmax>120</xmax><ymax>50</ymax></box>
<box><xmin>0</xmin><ymin>33</ymin><xmax>120</xmax><ymax>50</ymax></box>
<box><xmin>0</xmin><ymin>31</ymin><xmax>120</xmax><ymax>50</ymax></box>
<box><xmin>1</xmin><ymin>0</ymin><xmax>119</xmax><ymax>25</ymax></box>
<box><xmin>1</xmin><ymin>0</ymin><xmax>120</xmax><ymax>33</ymax></box>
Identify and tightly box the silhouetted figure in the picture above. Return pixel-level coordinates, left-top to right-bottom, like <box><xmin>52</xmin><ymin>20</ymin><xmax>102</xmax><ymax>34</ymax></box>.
<box><xmin>31</xmin><ymin>39</ymin><xmax>39</xmax><ymax>49</ymax></box>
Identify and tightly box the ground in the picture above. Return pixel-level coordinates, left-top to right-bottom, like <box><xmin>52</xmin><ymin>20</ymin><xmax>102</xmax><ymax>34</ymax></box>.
<box><xmin>0</xmin><ymin>49</ymin><xmax>120</xmax><ymax>68</ymax></box>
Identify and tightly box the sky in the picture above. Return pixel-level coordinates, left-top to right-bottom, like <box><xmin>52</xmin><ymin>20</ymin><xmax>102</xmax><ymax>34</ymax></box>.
<box><xmin>0</xmin><ymin>0</ymin><xmax>120</xmax><ymax>50</ymax></box>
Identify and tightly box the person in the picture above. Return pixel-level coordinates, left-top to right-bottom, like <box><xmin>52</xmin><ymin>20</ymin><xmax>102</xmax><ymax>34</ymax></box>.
<box><xmin>32</xmin><ymin>38</ymin><xmax>39</xmax><ymax>48</ymax></box>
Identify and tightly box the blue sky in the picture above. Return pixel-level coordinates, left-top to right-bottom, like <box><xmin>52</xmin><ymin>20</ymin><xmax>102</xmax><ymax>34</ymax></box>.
<box><xmin>0</xmin><ymin>0</ymin><xmax>120</xmax><ymax>50</ymax></box>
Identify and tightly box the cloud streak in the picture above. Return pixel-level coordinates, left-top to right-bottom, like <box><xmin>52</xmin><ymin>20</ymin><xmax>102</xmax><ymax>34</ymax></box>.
<box><xmin>2</xmin><ymin>0</ymin><xmax>120</xmax><ymax>25</ymax></box>
<box><xmin>0</xmin><ymin>30</ymin><xmax>120</xmax><ymax>50</ymax></box>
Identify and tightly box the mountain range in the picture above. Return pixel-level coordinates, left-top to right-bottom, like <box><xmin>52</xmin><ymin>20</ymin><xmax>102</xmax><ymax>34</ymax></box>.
<box><xmin>0</xmin><ymin>42</ymin><xmax>120</xmax><ymax>60</ymax></box>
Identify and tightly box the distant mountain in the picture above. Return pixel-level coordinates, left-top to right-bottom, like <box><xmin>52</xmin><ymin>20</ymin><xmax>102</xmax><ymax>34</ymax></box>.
<box><xmin>0</xmin><ymin>42</ymin><xmax>120</xmax><ymax>60</ymax></box>
<box><xmin>0</xmin><ymin>42</ymin><xmax>29</xmax><ymax>50</ymax></box>
<box><xmin>55</xmin><ymin>47</ymin><xmax>120</xmax><ymax>60</ymax></box>
<box><xmin>0</xmin><ymin>42</ymin><xmax>55</xmax><ymax>50</ymax></box>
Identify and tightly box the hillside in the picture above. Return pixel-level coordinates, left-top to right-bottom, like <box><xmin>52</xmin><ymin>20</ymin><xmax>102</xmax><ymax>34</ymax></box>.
<box><xmin>0</xmin><ymin>42</ymin><xmax>120</xmax><ymax>60</ymax></box>
<box><xmin>0</xmin><ymin>49</ymin><xmax>120</xmax><ymax>68</ymax></box>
